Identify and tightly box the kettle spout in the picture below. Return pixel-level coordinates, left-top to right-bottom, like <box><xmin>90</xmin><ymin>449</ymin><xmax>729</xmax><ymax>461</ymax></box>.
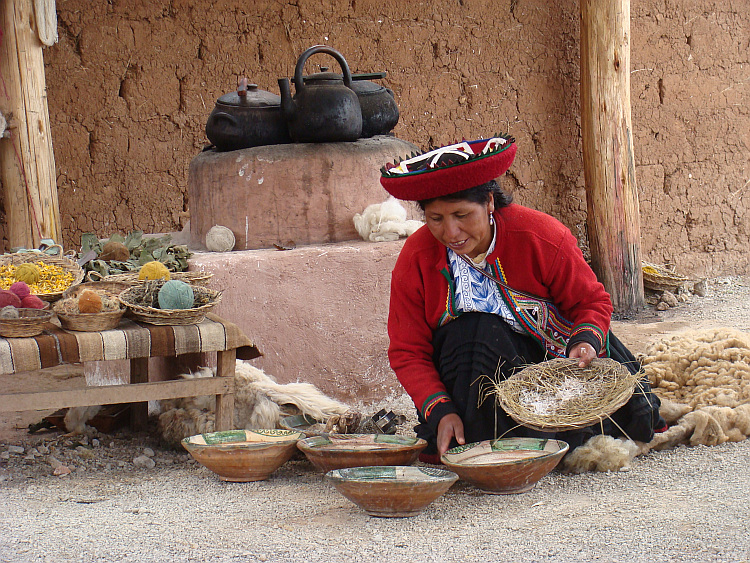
<box><xmin>278</xmin><ymin>78</ymin><xmax>293</xmax><ymax>117</ymax></box>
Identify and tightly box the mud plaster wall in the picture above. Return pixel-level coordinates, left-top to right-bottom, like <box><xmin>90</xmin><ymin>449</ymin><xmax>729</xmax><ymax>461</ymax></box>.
<box><xmin>3</xmin><ymin>0</ymin><xmax>746</xmax><ymax>278</ymax></box>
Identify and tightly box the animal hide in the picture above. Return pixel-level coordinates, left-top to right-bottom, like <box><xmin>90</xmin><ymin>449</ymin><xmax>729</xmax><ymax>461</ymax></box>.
<box><xmin>64</xmin><ymin>405</ymin><xmax>102</xmax><ymax>434</ymax></box>
<box><xmin>158</xmin><ymin>360</ymin><xmax>351</xmax><ymax>446</ymax></box>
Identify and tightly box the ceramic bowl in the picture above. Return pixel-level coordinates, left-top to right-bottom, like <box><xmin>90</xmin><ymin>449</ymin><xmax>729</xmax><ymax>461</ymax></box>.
<box><xmin>297</xmin><ymin>434</ymin><xmax>427</xmax><ymax>473</ymax></box>
<box><xmin>326</xmin><ymin>465</ymin><xmax>458</xmax><ymax>517</ymax></box>
<box><xmin>182</xmin><ymin>429</ymin><xmax>304</xmax><ymax>482</ymax></box>
<box><xmin>441</xmin><ymin>437</ymin><xmax>569</xmax><ymax>494</ymax></box>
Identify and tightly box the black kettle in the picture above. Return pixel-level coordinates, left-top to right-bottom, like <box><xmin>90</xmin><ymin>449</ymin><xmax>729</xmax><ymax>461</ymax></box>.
<box><xmin>297</xmin><ymin>70</ymin><xmax>400</xmax><ymax>138</ymax></box>
<box><xmin>205</xmin><ymin>78</ymin><xmax>291</xmax><ymax>151</ymax></box>
<box><xmin>278</xmin><ymin>45</ymin><xmax>362</xmax><ymax>143</ymax></box>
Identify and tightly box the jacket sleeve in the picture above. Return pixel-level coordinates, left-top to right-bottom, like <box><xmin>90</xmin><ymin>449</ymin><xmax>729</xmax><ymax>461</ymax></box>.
<box><xmin>387</xmin><ymin>251</ymin><xmax>458</xmax><ymax>433</ymax></box>
<box><xmin>542</xmin><ymin>228</ymin><xmax>613</xmax><ymax>355</ymax></box>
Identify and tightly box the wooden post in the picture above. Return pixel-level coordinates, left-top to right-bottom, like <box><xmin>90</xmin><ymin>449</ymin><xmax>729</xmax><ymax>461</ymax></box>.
<box><xmin>0</xmin><ymin>0</ymin><xmax>61</xmax><ymax>250</ymax></box>
<box><xmin>580</xmin><ymin>0</ymin><xmax>644</xmax><ymax>315</ymax></box>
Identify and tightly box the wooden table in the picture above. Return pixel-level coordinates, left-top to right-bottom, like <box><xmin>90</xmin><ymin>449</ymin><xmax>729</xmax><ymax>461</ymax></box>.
<box><xmin>0</xmin><ymin>313</ymin><xmax>260</xmax><ymax>431</ymax></box>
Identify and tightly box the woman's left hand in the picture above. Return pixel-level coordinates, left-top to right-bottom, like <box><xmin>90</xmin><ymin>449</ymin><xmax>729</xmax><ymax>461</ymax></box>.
<box><xmin>568</xmin><ymin>342</ymin><xmax>596</xmax><ymax>368</ymax></box>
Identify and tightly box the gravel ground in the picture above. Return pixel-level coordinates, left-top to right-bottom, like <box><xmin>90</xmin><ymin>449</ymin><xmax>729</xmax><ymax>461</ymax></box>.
<box><xmin>2</xmin><ymin>277</ymin><xmax>750</xmax><ymax>563</ymax></box>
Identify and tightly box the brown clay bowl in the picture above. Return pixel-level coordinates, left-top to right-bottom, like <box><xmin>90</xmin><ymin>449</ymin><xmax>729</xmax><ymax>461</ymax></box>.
<box><xmin>326</xmin><ymin>465</ymin><xmax>458</xmax><ymax>517</ymax></box>
<box><xmin>441</xmin><ymin>437</ymin><xmax>569</xmax><ymax>494</ymax></box>
<box><xmin>182</xmin><ymin>429</ymin><xmax>304</xmax><ymax>482</ymax></box>
<box><xmin>297</xmin><ymin>434</ymin><xmax>427</xmax><ymax>473</ymax></box>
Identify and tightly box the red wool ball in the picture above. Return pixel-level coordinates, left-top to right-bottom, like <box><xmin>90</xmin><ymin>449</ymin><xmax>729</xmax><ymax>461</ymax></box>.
<box><xmin>0</xmin><ymin>289</ymin><xmax>22</xmax><ymax>308</ymax></box>
<box><xmin>9</xmin><ymin>281</ymin><xmax>31</xmax><ymax>299</ymax></box>
<box><xmin>20</xmin><ymin>294</ymin><xmax>46</xmax><ymax>309</ymax></box>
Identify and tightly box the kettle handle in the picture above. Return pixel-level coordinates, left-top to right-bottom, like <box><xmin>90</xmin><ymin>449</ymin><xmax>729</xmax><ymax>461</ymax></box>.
<box><xmin>294</xmin><ymin>45</ymin><xmax>355</xmax><ymax>92</ymax></box>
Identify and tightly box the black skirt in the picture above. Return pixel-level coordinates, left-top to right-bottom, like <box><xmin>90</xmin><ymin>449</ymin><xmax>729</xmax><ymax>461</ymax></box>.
<box><xmin>415</xmin><ymin>312</ymin><xmax>663</xmax><ymax>455</ymax></box>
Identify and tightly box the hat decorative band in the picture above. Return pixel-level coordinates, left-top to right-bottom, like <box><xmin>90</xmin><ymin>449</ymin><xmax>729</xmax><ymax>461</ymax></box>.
<box><xmin>380</xmin><ymin>134</ymin><xmax>517</xmax><ymax>201</ymax></box>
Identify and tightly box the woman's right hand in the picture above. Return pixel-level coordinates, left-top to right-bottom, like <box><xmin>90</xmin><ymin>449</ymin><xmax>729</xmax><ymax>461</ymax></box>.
<box><xmin>437</xmin><ymin>413</ymin><xmax>466</xmax><ymax>456</ymax></box>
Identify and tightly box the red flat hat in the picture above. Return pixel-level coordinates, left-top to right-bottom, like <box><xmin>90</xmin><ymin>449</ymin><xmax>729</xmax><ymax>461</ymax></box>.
<box><xmin>380</xmin><ymin>134</ymin><xmax>517</xmax><ymax>201</ymax></box>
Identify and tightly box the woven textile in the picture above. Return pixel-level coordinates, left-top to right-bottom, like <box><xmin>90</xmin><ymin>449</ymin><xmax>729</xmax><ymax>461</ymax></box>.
<box><xmin>0</xmin><ymin>313</ymin><xmax>260</xmax><ymax>375</ymax></box>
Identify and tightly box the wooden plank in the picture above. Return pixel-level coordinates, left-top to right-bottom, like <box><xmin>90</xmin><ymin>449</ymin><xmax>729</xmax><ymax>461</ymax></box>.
<box><xmin>214</xmin><ymin>349</ymin><xmax>236</xmax><ymax>431</ymax></box>
<box><xmin>0</xmin><ymin>0</ymin><xmax>60</xmax><ymax>250</ymax></box>
<box><xmin>0</xmin><ymin>376</ymin><xmax>234</xmax><ymax>412</ymax></box>
<box><xmin>580</xmin><ymin>0</ymin><xmax>644</xmax><ymax>315</ymax></box>
<box><xmin>129</xmin><ymin>357</ymin><xmax>149</xmax><ymax>430</ymax></box>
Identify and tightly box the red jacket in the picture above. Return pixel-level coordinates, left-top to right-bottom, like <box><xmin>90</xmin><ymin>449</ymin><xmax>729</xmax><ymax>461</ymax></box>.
<box><xmin>387</xmin><ymin>203</ymin><xmax>614</xmax><ymax>426</ymax></box>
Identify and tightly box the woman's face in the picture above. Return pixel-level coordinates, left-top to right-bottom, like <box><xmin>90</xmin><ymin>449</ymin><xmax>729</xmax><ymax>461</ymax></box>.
<box><xmin>423</xmin><ymin>196</ymin><xmax>495</xmax><ymax>259</ymax></box>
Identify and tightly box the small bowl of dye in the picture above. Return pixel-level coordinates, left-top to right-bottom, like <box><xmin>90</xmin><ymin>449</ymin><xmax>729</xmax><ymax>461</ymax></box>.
<box><xmin>182</xmin><ymin>429</ymin><xmax>304</xmax><ymax>482</ymax></box>
<box><xmin>441</xmin><ymin>437</ymin><xmax>569</xmax><ymax>494</ymax></box>
<box><xmin>326</xmin><ymin>465</ymin><xmax>458</xmax><ymax>517</ymax></box>
<box><xmin>297</xmin><ymin>434</ymin><xmax>427</xmax><ymax>473</ymax></box>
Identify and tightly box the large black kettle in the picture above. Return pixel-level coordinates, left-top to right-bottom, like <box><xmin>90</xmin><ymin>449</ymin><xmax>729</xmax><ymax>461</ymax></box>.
<box><xmin>278</xmin><ymin>45</ymin><xmax>362</xmax><ymax>143</ymax></box>
<box><xmin>205</xmin><ymin>78</ymin><xmax>291</xmax><ymax>151</ymax></box>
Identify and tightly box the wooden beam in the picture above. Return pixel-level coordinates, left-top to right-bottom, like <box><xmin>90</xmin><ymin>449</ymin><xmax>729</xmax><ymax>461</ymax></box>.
<box><xmin>0</xmin><ymin>376</ymin><xmax>234</xmax><ymax>413</ymax></box>
<box><xmin>580</xmin><ymin>0</ymin><xmax>644</xmax><ymax>315</ymax></box>
<box><xmin>215</xmin><ymin>349</ymin><xmax>236</xmax><ymax>431</ymax></box>
<box><xmin>0</xmin><ymin>0</ymin><xmax>61</xmax><ymax>250</ymax></box>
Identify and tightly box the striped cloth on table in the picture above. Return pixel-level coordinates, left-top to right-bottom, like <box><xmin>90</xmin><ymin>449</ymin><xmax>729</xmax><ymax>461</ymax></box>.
<box><xmin>0</xmin><ymin>313</ymin><xmax>260</xmax><ymax>375</ymax></box>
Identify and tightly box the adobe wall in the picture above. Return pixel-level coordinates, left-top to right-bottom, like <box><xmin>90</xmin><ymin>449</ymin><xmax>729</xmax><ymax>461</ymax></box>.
<box><xmin>10</xmin><ymin>0</ymin><xmax>747</xmax><ymax>277</ymax></box>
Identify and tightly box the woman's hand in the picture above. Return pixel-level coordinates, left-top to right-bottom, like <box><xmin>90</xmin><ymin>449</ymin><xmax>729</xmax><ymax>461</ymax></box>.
<box><xmin>437</xmin><ymin>413</ymin><xmax>465</xmax><ymax>457</ymax></box>
<box><xmin>569</xmin><ymin>342</ymin><xmax>597</xmax><ymax>368</ymax></box>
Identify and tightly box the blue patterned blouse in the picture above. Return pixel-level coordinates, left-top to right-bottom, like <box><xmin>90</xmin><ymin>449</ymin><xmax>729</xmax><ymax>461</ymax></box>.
<box><xmin>447</xmin><ymin>222</ymin><xmax>525</xmax><ymax>333</ymax></box>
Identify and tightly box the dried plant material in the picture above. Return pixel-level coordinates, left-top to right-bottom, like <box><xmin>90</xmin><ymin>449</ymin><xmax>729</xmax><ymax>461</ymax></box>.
<box><xmin>490</xmin><ymin>357</ymin><xmax>642</xmax><ymax>432</ymax></box>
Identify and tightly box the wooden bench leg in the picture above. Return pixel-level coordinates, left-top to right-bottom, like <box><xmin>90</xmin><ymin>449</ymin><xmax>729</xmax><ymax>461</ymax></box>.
<box><xmin>129</xmin><ymin>357</ymin><xmax>149</xmax><ymax>431</ymax></box>
<box><xmin>215</xmin><ymin>349</ymin><xmax>236</xmax><ymax>431</ymax></box>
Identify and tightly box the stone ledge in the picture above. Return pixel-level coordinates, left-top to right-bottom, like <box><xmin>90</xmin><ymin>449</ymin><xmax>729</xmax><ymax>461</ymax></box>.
<box><xmin>188</xmin><ymin>136</ymin><xmax>418</xmax><ymax>250</ymax></box>
<box><xmin>189</xmin><ymin>238</ymin><xmax>407</xmax><ymax>403</ymax></box>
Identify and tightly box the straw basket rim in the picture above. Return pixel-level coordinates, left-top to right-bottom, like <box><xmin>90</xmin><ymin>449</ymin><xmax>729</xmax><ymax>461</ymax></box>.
<box><xmin>62</xmin><ymin>280</ymin><xmax>132</xmax><ymax>300</ymax></box>
<box><xmin>118</xmin><ymin>281</ymin><xmax>222</xmax><ymax>325</ymax></box>
<box><xmin>0</xmin><ymin>252</ymin><xmax>84</xmax><ymax>302</ymax></box>
<box><xmin>89</xmin><ymin>270</ymin><xmax>214</xmax><ymax>287</ymax></box>
<box><xmin>642</xmin><ymin>261</ymin><xmax>690</xmax><ymax>292</ymax></box>
<box><xmin>491</xmin><ymin>357</ymin><xmax>642</xmax><ymax>432</ymax></box>
<box><xmin>0</xmin><ymin>308</ymin><xmax>54</xmax><ymax>338</ymax></box>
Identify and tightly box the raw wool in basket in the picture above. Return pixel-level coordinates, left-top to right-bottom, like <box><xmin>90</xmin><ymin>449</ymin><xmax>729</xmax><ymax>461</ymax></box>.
<box><xmin>157</xmin><ymin>360</ymin><xmax>351</xmax><ymax>446</ymax></box>
<box><xmin>520</xmin><ymin>377</ymin><xmax>587</xmax><ymax>416</ymax></box>
<box><xmin>353</xmin><ymin>196</ymin><xmax>424</xmax><ymax>243</ymax></box>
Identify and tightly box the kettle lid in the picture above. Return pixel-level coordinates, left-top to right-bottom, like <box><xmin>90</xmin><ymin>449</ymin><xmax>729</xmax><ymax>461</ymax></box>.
<box><xmin>217</xmin><ymin>79</ymin><xmax>281</xmax><ymax>108</ymax></box>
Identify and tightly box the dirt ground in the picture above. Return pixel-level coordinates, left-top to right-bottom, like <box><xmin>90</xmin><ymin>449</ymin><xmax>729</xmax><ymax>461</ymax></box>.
<box><xmin>1</xmin><ymin>277</ymin><xmax>750</xmax><ymax>562</ymax></box>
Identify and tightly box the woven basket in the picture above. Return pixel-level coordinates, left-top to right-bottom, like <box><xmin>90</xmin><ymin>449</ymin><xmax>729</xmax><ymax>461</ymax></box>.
<box><xmin>53</xmin><ymin>285</ymin><xmax>126</xmax><ymax>332</ymax></box>
<box><xmin>492</xmin><ymin>358</ymin><xmax>642</xmax><ymax>432</ymax></box>
<box><xmin>0</xmin><ymin>252</ymin><xmax>84</xmax><ymax>302</ymax></box>
<box><xmin>118</xmin><ymin>281</ymin><xmax>222</xmax><ymax>325</ymax></box>
<box><xmin>642</xmin><ymin>261</ymin><xmax>689</xmax><ymax>292</ymax></box>
<box><xmin>0</xmin><ymin>308</ymin><xmax>53</xmax><ymax>338</ymax></box>
<box><xmin>92</xmin><ymin>270</ymin><xmax>213</xmax><ymax>287</ymax></box>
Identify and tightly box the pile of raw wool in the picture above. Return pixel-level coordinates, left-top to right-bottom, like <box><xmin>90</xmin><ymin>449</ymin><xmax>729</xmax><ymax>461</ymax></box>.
<box><xmin>353</xmin><ymin>196</ymin><xmax>423</xmax><ymax>242</ymax></box>
<box><xmin>642</xmin><ymin>327</ymin><xmax>750</xmax><ymax>449</ymax></box>
<box><xmin>157</xmin><ymin>360</ymin><xmax>351</xmax><ymax>447</ymax></box>
<box><xmin>564</xmin><ymin>327</ymin><xmax>750</xmax><ymax>473</ymax></box>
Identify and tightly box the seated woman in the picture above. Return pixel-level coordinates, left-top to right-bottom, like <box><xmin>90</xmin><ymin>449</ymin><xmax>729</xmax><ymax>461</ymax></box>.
<box><xmin>380</xmin><ymin>135</ymin><xmax>665</xmax><ymax>463</ymax></box>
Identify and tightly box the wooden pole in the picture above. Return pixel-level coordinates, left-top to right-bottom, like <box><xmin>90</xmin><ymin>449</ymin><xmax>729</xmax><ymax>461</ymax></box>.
<box><xmin>580</xmin><ymin>0</ymin><xmax>644</xmax><ymax>315</ymax></box>
<box><xmin>0</xmin><ymin>0</ymin><xmax>61</xmax><ymax>250</ymax></box>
